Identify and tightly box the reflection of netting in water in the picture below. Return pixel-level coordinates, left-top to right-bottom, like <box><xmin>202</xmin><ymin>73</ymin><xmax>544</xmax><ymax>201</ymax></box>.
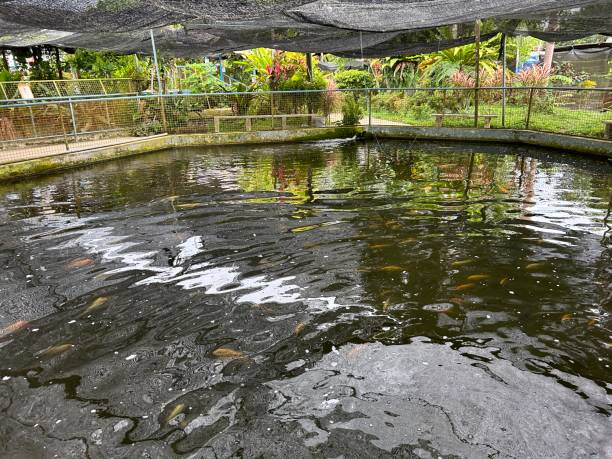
<box><xmin>0</xmin><ymin>1</ymin><xmax>610</xmax><ymax>57</ymax></box>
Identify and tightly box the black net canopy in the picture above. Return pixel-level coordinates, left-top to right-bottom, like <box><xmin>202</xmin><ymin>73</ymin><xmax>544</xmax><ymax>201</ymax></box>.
<box><xmin>0</xmin><ymin>1</ymin><xmax>610</xmax><ymax>57</ymax></box>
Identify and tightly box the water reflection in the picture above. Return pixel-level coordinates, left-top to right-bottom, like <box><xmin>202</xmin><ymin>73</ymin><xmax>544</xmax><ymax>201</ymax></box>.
<box><xmin>0</xmin><ymin>140</ymin><xmax>610</xmax><ymax>457</ymax></box>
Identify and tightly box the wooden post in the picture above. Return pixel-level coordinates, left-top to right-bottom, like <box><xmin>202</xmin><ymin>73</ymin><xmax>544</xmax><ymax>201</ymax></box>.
<box><xmin>305</xmin><ymin>53</ymin><xmax>313</xmax><ymax>82</ymax></box>
<box><xmin>58</xmin><ymin>104</ymin><xmax>69</xmax><ymax>151</ymax></box>
<box><xmin>55</xmin><ymin>47</ymin><xmax>63</xmax><ymax>80</ymax></box>
<box><xmin>99</xmin><ymin>80</ymin><xmax>112</xmax><ymax>128</ymax></box>
<box><xmin>68</xmin><ymin>98</ymin><xmax>78</xmax><ymax>142</ymax></box>
<box><xmin>525</xmin><ymin>88</ymin><xmax>534</xmax><ymax>129</ymax></box>
<box><xmin>474</xmin><ymin>19</ymin><xmax>481</xmax><ymax>128</ymax></box>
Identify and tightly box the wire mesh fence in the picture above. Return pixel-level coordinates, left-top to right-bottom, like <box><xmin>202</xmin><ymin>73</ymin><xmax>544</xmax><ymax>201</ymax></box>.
<box><xmin>0</xmin><ymin>78</ymin><xmax>144</xmax><ymax>101</ymax></box>
<box><xmin>0</xmin><ymin>88</ymin><xmax>609</xmax><ymax>165</ymax></box>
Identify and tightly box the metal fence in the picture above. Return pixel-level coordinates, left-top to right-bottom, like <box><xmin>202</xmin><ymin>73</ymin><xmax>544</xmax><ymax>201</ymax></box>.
<box><xmin>0</xmin><ymin>78</ymin><xmax>146</xmax><ymax>101</ymax></box>
<box><xmin>0</xmin><ymin>87</ymin><xmax>609</xmax><ymax>165</ymax></box>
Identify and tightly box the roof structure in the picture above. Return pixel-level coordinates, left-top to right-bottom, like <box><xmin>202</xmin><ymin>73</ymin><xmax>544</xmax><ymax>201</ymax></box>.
<box><xmin>0</xmin><ymin>1</ymin><xmax>610</xmax><ymax>57</ymax></box>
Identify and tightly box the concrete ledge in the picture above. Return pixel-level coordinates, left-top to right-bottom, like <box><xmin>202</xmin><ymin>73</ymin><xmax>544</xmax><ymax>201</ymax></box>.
<box><xmin>367</xmin><ymin>126</ymin><xmax>612</xmax><ymax>157</ymax></box>
<box><xmin>0</xmin><ymin>127</ymin><xmax>361</xmax><ymax>182</ymax></box>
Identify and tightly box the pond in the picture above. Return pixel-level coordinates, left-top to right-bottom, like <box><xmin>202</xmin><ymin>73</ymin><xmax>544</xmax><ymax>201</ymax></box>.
<box><xmin>0</xmin><ymin>140</ymin><xmax>610</xmax><ymax>458</ymax></box>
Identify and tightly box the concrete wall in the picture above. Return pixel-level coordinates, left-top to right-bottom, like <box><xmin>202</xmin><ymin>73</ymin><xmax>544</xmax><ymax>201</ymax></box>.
<box><xmin>367</xmin><ymin>126</ymin><xmax>612</xmax><ymax>158</ymax></box>
<box><xmin>0</xmin><ymin>125</ymin><xmax>609</xmax><ymax>182</ymax></box>
<box><xmin>0</xmin><ymin>127</ymin><xmax>361</xmax><ymax>182</ymax></box>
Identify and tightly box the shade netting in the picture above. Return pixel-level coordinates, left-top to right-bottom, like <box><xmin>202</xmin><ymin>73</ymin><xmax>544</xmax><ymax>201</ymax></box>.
<box><xmin>0</xmin><ymin>1</ymin><xmax>609</xmax><ymax>56</ymax></box>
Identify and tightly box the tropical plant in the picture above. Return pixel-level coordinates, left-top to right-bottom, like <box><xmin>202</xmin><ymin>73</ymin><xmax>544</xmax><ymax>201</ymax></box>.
<box><xmin>341</xmin><ymin>93</ymin><xmax>363</xmax><ymax>125</ymax></box>
<box><xmin>182</xmin><ymin>62</ymin><xmax>227</xmax><ymax>93</ymax></box>
<box><xmin>514</xmin><ymin>65</ymin><xmax>550</xmax><ymax>87</ymax></box>
<box><xmin>235</xmin><ymin>49</ymin><xmax>301</xmax><ymax>90</ymax></box>
<box><xmin>418</xmin><ymin>38</ymin><xmax>499</xmax><ymax>86</ymax></box>
<box><xmin>334</xmin><ymin>69</ymin><xmax>375</xmax><ymax>89</ymax></box>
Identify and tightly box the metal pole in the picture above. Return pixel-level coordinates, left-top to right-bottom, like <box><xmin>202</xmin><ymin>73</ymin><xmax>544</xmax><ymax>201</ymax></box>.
<box><xmin>367</xmin><ymin>89</ymin><xmax>372</xmax><ymax>129</ymax></box>
<box><xmin>501</xmin><ymin>33</ymin><xmax>507</xmax><ymax>127</ymax></box>
<box><xmin>150</xmin><ymin>29</ymin><xmax>168</xmax><ymax>132</ymax></box>
<box><xmin>515</xmin><ymin>36</ymin><xmax>521</xmax><ymax>73</ymax></box>
<box><xmin>150</xmin><ymin>30</ymin><xmax>163</xmax><ymax>95</ymax></box>
<box><xmin>219</xmin><ymin>54</ymin><xmax>224</xmax><ymax>82</ymax></box>
<box><xmin>474</xmin><ymin>20</ymin><xmax>481</xmax><ymax>128</ymax></box>
<box><xmin>525</xmin><ymin>88</ymin><xmax>534</xmax><ymax>129</ymax></box>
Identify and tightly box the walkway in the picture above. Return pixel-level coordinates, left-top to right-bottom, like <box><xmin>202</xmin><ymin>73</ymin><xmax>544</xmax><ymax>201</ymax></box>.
<box><xmin>0</xmin><ymin>137</ymin><xmax>144</xmax><ymax>165</ymax></box>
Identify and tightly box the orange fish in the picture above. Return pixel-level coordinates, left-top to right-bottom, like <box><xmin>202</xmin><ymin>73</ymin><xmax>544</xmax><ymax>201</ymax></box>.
<box><xmin>0</xmin><ymin>320</ymin><xmax>30</xmax><ymax>339</ymax></box>
<box><xmin>37</xmin><ymin>343</ymin><xmax>74</xmax><ymax>358</ymax></box>
<box><xmin>212</xmin><ymin>348</ymin><xmax>244</xmax><ymax>359</ymax></box>
<box><xmin>467</xmin><ymin>274</ymin><xmax>489</xmax><ymax>282</ymax></box>
<box><xmin>380</xmin><ymin>265</ymin><xmax>403</xmax><ymax>272</ymax></box>
<box><xmin>454</xmin><ymin>283</ymin><xmax>476</xmax><ymax>291</ymax></box>
<box><xmin>526</xmin><ymin>262</ymin><xmax>546</xmax><ymax>272</ymax></box>
<box><xmin>66</xmin><ymin>258</ymin><xmax>95</xmax><ymax>269</ymax></box>
<box><xmin>79</xmin><ymin>297</ymin><xmax>109</xmax><ymax>318</ymax></box>
<box><xmin>561</xmin><ymin>313</ymin><xmax>573</xmax><ymax>322</ymax></box>
<box><xmin>369</xmin><ymin>243</ymin><xmax>392</xmax><ymax>249</ymax></box>
<box><xmin>294</xmin><ymin>323</ymin><xmax>306</xmax><ymax>336</ymax></box>
<box><xmin>452</xmin><ymin>260</ymin><xmax>473</xmax><ymax>267</ymax></box>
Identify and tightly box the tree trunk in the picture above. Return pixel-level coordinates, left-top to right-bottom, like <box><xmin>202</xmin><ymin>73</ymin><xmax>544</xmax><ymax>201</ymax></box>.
<box><xmin>542</xmin><ymin>42</ymin><xmax>555</xmax><ymax>72</ymax></box>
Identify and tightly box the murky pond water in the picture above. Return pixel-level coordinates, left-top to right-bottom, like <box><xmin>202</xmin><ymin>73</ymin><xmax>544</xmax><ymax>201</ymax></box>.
<box><xmin>0</xmin><ymin>140</ymin><xmax>610</xmax><ymax>458</ymax></box>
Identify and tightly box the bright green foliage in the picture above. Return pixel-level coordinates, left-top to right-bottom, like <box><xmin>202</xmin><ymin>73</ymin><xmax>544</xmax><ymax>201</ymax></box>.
<box><xmin>182</xmin><ymin>63</ymin><xmax>227</xmax><ymax>93</ymax></box>
<box><xmin>341</xmin><ymin>93</ymin><xmax>364</xmax><ymax>125</ymax></box>
<box><xmin>335</xmin><ymin>70</ymin><xmax>375</xmax><ymax>89</ymax></box>
<box><xmin>64</xmin><ymin>49</ymin><xmax>150</xmax><ymax>79</ymax></box>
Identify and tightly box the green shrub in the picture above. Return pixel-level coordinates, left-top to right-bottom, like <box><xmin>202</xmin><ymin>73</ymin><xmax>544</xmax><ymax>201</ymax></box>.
<box><xmin>132</xmin><ymin>120</ymin><xmax>163</xmax><ymax>136</ymax></box>
<box><xmin>335</xmin><ymin>69</ymin><xmax>375</xmax><ymax>89</ymax></box>
<box><xmin>341</xmin><ymin>93</ymin><xmax>363</xmax><ymax>125</ymax></box>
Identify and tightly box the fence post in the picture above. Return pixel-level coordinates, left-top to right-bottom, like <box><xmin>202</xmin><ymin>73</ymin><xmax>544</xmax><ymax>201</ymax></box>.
<box><xmin>501</xmin><ymin>33</ymin><xmax>507</xmax><ymax>128</ymax></box>
<box><xmin>99</xmin><ymin>80</ymin><xmax>112</xmax><ymax>128</ymax></box>
<box><xmin>367</xmin><ymin>89</ymin><xmax>372</xmax><ymax>129</ymax></box>
<box><xmin>58</xmin><ymin>104</ymin><xmax>69</xmax><ymax>151</ymax></box>
<box><xmin>68</xmin><ymin>97</ymin><xmax>78</xmax><ymax>142</ymax></box>
<box><xmin>474</xmin><ymin>19</ymin><xmax>481</xmax><ymax>128</ymax></box>
<box><xmin>525</xmin><ymin>88</ymin><xmax>534</xmax><ymax>129</ymax></box>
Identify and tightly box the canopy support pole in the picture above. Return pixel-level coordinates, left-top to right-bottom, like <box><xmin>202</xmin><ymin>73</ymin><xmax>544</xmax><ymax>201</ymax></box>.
<box><xmin>306</xmin><ymin>53</ymin><xmax>313</xmax><ymax>81</ymax></box>
<box><xmin>501</xmin><ymin>33</ymin><xmax>507</xmax><ymax>127</ymax></box>
<box><xmin>474</xmin><ymin>20</ymin><xmax>481</xmax><ymax>128</ymax></box>
<box><xmin>150</xmin><ymin>29</ymin><xmax>167</xmax><ymax>131</ymax></box>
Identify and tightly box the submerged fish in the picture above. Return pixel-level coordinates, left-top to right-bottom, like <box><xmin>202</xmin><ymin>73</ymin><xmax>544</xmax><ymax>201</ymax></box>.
<box><xmin>162</xmin><ymin>403</ymin><xmax>186</xmax><ymax>425</ymax></box>
<box><xmin>369</xmin><ymin>243</ymin><xmax>392</xmax><ymax>249</ymax></box>
<box><xmin>561</xmin><ymin>313</ymin><xmax>573</xmax><ymax>322</ymax></box>
<box><xmin>66</xmin><ymin>258</ymin><xmax>94</xmax><ymax>269</ymax></box>
<box><xmin>452</xmin><ymin>260</ymin><xmax>473</xmax><ymax>267</ymax></box>
<box><xmin>526</xmin><ymin>262</ymin><xmax>546</xmax><ymax>272</ymax></box>
<box><xmin>212</xmin><ymin>348</ymin><xmax>244</xmax><ymax>359</ymax></box>
<box><xmin>0</xmin><ymin>320</ymin><xmax>30</xmax><ymax>339</ymax></box>
<box><xmin>380</xmin><ymin>265</ymin><xmax>403</xmax><ymax>272</ymax></box>
<box><xmin>422</xmin><ymin>303</ymin><xmax>454</xmax><ymax>312</ymax></box>
<box><xmin>453</xmin><ymin>283</ymin><xmax>476</xmax><ymax>291</ymax></box>
<box><xmin>294</xmin><ymin>323</ymin><xmax>306</xmax><ymax>336</ymax></box>
<box><xmin>176</xmin><ymin>203</ymin><xmax>202</xmax><ymax>209</ymax></box>
<box><xmin>467</xmin><ymin>274</ymin><xmax>489</xmax><ymax>282</ymax></box>
<box><xmin>79</xmin><ymin>297</ymin><xmax>109</xmax><ymax>318</ymax></box>
<box><xmin>500</xmin><ymin>277</ymin><xmax>510</xmax><ymax>286</ymax></box>
<box><xmin>37</xmin><ymin>343</ymin><xmax>74</xmax><ymax>358</ymax></box>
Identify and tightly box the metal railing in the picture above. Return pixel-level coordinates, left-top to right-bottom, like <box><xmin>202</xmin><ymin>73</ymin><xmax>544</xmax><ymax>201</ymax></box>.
<box><xmin>0</xmin><ymin>87</ymin><xmax>609</xmax><ymax>165</ymax></box>
<box><xmin>0</xmin><ymin>78</ymin><xmax>146</xmax><ymax>101</ymax></box>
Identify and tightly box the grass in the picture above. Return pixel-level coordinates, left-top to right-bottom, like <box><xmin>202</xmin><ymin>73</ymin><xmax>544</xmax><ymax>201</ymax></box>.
<box><xmin>372</xmin><ymin>104</ymin><xmax>610</xmax><ymax>138</ymax></box>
